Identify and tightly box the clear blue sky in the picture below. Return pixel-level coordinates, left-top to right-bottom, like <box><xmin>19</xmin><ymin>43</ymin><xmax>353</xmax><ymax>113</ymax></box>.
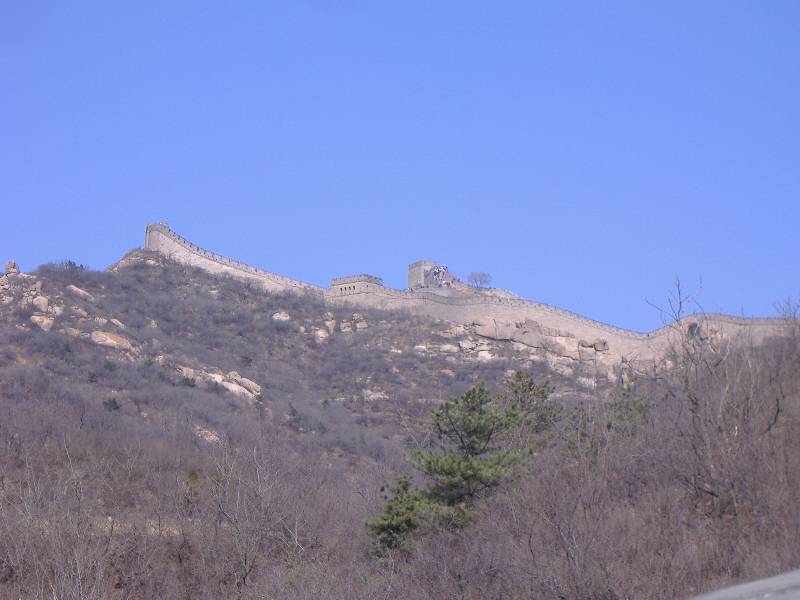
<box><xmin>2</xmin><ymin>1</ymin><xmax>798</xmax><ymax>332</ymax></box>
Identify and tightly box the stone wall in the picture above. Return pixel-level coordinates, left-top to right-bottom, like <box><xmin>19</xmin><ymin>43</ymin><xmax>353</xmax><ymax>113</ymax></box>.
<box><xmin>144</xmin><ymin>224</ymin><xmax>324</xmax><ymax>295</ymax></box>
<box><xmin>143</xmin><ymin>224</ymin><xmax>786</xmax><ymax>365</ymax></box>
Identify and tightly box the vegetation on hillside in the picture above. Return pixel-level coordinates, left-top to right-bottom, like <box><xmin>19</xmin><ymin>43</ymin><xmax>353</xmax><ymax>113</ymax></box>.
<box><xmin>0</xmin><ymin>256</ymin><xmax>797</xmax><ymax>599</ymax></box>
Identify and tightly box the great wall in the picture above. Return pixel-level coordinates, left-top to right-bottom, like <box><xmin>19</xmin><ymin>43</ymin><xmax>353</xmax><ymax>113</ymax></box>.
<box><xmin>144</xmin><ymin>223</ymin><xmax>786</xmax><ymax>371</ymax></box>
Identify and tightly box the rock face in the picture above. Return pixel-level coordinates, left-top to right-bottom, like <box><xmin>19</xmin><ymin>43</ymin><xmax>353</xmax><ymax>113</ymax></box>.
<box><xmin>579</xmin><ymin>338</ymin><xmax>609</xmax><ymax>352</ymax></box>
<box><xmin>474</xmin><ymin>317</ymin><xmax>545</xmax><ymax>349</ymax></box>
<box><xmin>473</xmin><ymin>316</ymin><xmax>616</xmax><ymax>377</ymax></box>
<box><xmin>90</xmin><ymin>331</ymin><xmax>133</xmax><ymax>350</ymax></box>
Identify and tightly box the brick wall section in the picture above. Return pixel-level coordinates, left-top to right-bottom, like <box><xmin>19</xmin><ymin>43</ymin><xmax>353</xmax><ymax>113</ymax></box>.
<box><xmin>144</xmin><ymin>223</ymin><xmax>786</xmax><ymax>363</ymax></box>
<box><xmin>144</xmin><ymin>223</ymin><xmax>324</xmax><ymax>295</ymax></box>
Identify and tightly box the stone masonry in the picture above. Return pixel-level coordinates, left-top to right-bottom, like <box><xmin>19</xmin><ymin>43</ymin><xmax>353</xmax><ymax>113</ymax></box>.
<box><xmin>143</xmin><ymin>223</ymin><xmax>787</xmax><ymax>368</ymax></box>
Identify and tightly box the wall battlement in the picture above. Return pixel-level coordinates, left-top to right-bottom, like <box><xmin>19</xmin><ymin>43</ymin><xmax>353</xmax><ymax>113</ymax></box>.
<box><xmin>143</xmin><ymin>223</ymin><xmax>786</xmax><ymax>366</ymax></box>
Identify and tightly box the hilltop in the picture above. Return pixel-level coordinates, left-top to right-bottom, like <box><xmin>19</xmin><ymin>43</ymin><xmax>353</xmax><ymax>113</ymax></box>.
<box><xmin>0</xmin><ymin>249</ymin><xmax>593</xmax><ymax>464</ymax></box>
<box><xmin>0</xmin><ymin>244</ymin><xmax>798</xmax><ymax>600</ymax></box>
<box><xmin>144</xmin><ymin>223</ymin><xmax>785</xmax><ymax>372</ymax></box>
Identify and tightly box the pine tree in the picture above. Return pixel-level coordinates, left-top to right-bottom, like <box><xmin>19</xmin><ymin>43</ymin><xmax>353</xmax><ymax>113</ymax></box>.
<box><xmin>368</xmin><ymin>383</ymin><xmax>530</xmax><ymax>553</ymax></box>
<box><xmin>365</xmin><ymin>478</ymin><xmax>424</xmax><ymax>551</ymax></box>
<box><xmin>414</xmin><ymin>384</ymin><xmax>523</xmax><ymax>508</ymax></box>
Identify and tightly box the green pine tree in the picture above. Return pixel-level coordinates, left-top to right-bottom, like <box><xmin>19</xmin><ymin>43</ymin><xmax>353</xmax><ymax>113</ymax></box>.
<box><xmin>414</xmin><ymin>384</ymin><xmax>523</xmax><ymax>508</ymax></box>
<box><xmin>368</xmin><ymin>382</ymin><xmax>533</xmax><ymax>553</ymax></box>
<box><xmin>365</xmin><ymin>478</ymin><xmax>424</xmax><ymax>551</ymax></box>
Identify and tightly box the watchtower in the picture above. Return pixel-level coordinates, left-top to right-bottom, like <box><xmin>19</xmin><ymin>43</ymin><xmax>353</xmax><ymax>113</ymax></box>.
<box><xmin>330</xmin><ymin>274</ymin><xmax>384</xmax><ymax>296</ymax></box>
<box><xmin>408</xmin><ymin>260</ymin><xmax>436</xmax><ymax>290</ymax></box>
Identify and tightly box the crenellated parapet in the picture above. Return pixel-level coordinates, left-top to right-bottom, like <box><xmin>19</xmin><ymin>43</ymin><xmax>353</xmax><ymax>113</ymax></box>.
<box><xmin>144</xmin><ymin>223</ymin><xmax>324</xmax><ymax>295</ymax></box>
<box><xmin>142</xmin><ymin>224</ymin><xmax>787</xmax><ymax>367</ymax></box>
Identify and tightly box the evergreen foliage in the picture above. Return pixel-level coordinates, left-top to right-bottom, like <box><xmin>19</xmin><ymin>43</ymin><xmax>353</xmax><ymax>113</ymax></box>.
<box><xmin>414</xmin><ymin>383</ymin><xmax>523</xmax><ymax>507</ymax></box>
<box><xmin>369</xmin><ymin>379</ymin><xmax>546</xmax><ymax>553</ymax></box>
<box><xmin>365</xmin><ymin>478</ymin><xmax>424</xmax><ymax>551</ymax></box>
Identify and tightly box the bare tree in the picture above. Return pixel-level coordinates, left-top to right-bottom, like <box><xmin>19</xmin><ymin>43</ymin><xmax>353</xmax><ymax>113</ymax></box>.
<box><xmin>467</xmin><ymin>272</ymin><xmax>492</xmax><ymax>288</ymax></box>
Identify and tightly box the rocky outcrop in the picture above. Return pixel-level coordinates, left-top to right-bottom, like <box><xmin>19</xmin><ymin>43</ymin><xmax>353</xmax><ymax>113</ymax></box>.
<box><xmin>474</xmin><ymin>317</ymin><xmax>546</xmax><ymax>349</ymax></box>
<box><xmin>472</xmin><ymin>316</ymin><xmax>618</xmax><ymax>377</ymax></box>
<box><xmin>312</xmin><ymin>328</ymin><xmax>330</xmax><ymax>343</ymax></box>
<box><xmin>66</xmin><ymin>285</ymin><xmax>94</xmax><ymax>301</ymax></box>
<box><xmin>4</xmin><ymin>261</ymin><xmax>19</xmax><ymax>275</ymax></box>
<box><xmin>194</xmin><ymin>425</ymin><xmax>221</xmax><ymax>444</ymax></box>
<box><xmin>579</xmin><ymin>338</ymin><xmax>609</xmax><ymax>352</ymax></box>
<box><xmin>226</xmin><ymin>371</ymin><xmax>261</xmax><ymax>396</ymax></box>
<box><xmin>30</xmin><ymin>315</ymin><xmax>54</xmax><ymax>331</ymax></box>
<box><xmin>178</xmin><ymin>366</ymin><xmax>261</xmax><ymax>400</ymax></box>
<box><xmin>31</xmin><ymin>296</ymin><xmax>49</xmax><ymax>313</ymax></box>
<box><xmin>353</xmin><ymin>313</ymin><xmax>368</xmax><ymax>330</ymax></box>
<box><xmin>90</xmin><ymin>331</ymin><xmax>133</xmax><ymax>350</ymax></box>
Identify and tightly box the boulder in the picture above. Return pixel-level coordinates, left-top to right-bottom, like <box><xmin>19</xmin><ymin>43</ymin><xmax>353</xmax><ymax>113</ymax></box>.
<box><xmin>90</xmin><ymin>331</ymin><xmax>132</xmax><ymax>350</ymax></box>
<box><xmin>66</xmin><ymin>285</ymin><xmax>94</xmax><ymax>301</ymax></box>
<box><xmin>220</xmin><ymin>381</ymin><xmax>255</xmax><ymax>399</ymax></box>
<box><xmin>439</xmin><ymin>343</ymin><xmax>459</xmax><ymax>353</ymax></box>
<box><xmin>339</xmin><ymin>321</ymin><xmax>353</xmax><ymax>333</ymax></box>
<box><xmin>271</xmin><ymin>311</ymin><xmax>291</xmax><ymax>322</ymax></box>
<box><xmin>30</xmin><ymin>315</ymin><xmax>54</xmax><ymax>331</ymax></box>
<box><xmin>226</xmin><ymin>371</ymin><xmax>261</xmax><ymax>396</ymax></box>
<box><xmin>31</xmin><ymin>296</ymin><xmax>49</xmax><ymax>313</ymax></box>
<box><xmin>194</xmin><ymin>425</ymin><xmax>221</xmax><ymax>444</ymax></box>
<box><xmin>363</xmin><ymin>389</ymin><xmax>388</xmax><ymax>401</ymax></box>
<box><xmin>353</xmin><ymin>313</ymin><xmax>368</xmax><ymax>330</ymax></box>
<box><xmin>459</xmin><ymin>340</ymin><xmax>478</xmax><ymax>352</ymax></box>
<box><xmin>110</xmin><ymin>318</ymin><xmax>126</xmax><ymax>329</ymax></box>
